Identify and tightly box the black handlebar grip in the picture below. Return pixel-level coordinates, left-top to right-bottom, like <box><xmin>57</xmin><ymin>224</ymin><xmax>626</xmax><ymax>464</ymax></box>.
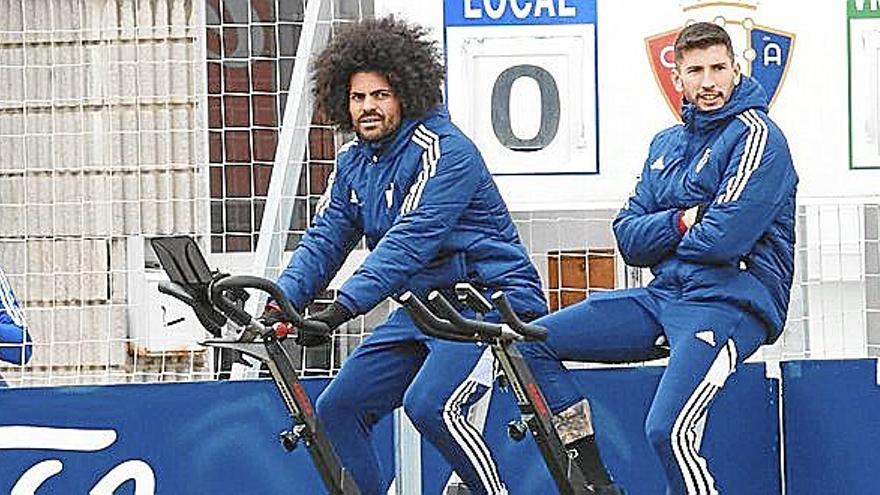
<box><xmin>299</xmin><ymin>319</ymin><xmax>332</xmax><ymax>335</ymax></box>
<box><xmin>427</xmin><ymin>291</ymin><xmax>502</xmax><ymax>340</ymax></box>
<box><xmin>210</xmin><ymin>277</ymin><xmax>251</xmax><ymax>327</ymax></box>
<box><xmin>158</xmin><ymin>281</ymin><xmax>194</xmax><ymax>305</ymax></box>
<box><xmin>211</xmin><ymin>275</ymin><xmax>304</xmax><ymax>327</ymax></box>
<box><xmin>159</xmin><ymin>280</ymin><xmax>227</xmax><ymax>337</ymax></box>
<box><xmin>193</xmin><ymin>307</ymin><xmax>227</xmax><ymax>337</ymax></box>
<box><xmin>399</xmin><ymin>293</ymin><xmax>476</xmax><ymax>343</ymax></box>
<box><xmin>490</xmin><ymin>291</ymin><xmax>548</xmax><ymax>341</ymax></box>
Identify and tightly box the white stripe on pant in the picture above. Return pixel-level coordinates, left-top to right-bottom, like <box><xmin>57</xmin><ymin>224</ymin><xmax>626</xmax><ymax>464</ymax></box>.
<box><xmin>670</xmin><ymin>339</ymin><xmax>737</xmax><ymax>494</ymax></box>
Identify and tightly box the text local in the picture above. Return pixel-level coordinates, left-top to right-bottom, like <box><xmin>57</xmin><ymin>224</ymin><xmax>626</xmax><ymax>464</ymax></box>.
<box><xmin>464</xmin><ymin>0</ymin><xmax>577</xmax><ymax>20</ymax></box>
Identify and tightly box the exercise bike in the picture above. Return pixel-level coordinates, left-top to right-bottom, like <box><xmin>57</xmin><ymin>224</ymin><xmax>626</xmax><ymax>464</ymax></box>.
<box><xmin>150</xmin><ymin>235</ymin><xmax>361</xmax><ymax>495</ymax></box>
<box><xmin>399</xmin><ymin>284</ymin><xmax>596</xmax><ymax>495</ymax></box>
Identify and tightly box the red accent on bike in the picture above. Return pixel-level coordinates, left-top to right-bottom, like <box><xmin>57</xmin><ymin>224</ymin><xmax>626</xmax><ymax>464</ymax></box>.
<box><xmin>293</xmin><ymin>382</ymin><xmax>314</xmax><ymax>416</ymax></box>
<box><xmin>275</xmin><ymin>322</ymin><xmax>292</xmax><ymax>338</ymax></box>
<box><xmin>527</xmin><ymin>383</ymin><xmax>550</xmax><ymax>417</ymax></box>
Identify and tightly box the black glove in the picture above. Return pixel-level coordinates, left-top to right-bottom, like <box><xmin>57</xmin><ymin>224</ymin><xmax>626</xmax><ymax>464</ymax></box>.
<box><xmin>258</xmin><ymin>301</ymin><xmax>295</xmax><ymax>338</ymax></box>
<box><xmin>259</xmin><ymin>302</ymin><xmax>288</xmax><ymax>326</ymax></box>
<box><xmin>297</xmin><ymin>301</ymin><xmax>353</xmax><ymax>347</ymax></box>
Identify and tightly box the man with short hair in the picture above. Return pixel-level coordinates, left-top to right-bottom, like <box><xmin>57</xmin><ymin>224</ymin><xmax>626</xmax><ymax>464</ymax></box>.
<box><xmin>519</xmin><ymin>22</ymin><xmax>797</xmax><ymax>494</ymax></box>
<box><xmin>0</xmin><ymin>266</ymin><xmax>33</xmax><ymax>386</ymax></box>
<box><xmin>271</xmin><ymin>16</ymin><xmax>619</xmax><ymax>495</ymax></box>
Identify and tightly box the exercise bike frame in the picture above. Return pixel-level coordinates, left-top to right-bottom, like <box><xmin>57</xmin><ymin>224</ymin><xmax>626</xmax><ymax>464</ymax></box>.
<box><xmin>399</xmin><ymin>284</ymin><xmax>591</xmax><ymax>495</ymax></box>
<box><xmin>150</xmin><ymin>235</ymin><xmax>360</xmax><ymax>495</ymax></box>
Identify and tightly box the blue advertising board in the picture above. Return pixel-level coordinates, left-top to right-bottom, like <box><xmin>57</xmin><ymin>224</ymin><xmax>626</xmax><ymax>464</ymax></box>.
<box><xmin>0</xmin><ymin>379</ymin><xmax>393</xmax><ymax>494</ymax></box>
<box><xmin>783</xmin><ymin>359</ymin><xmax>880</xmax><ymax>495</ymax></box>
<box><xmin>0</xmin><ymin>362</ymin><xmax>780</xmax><ymax>494</ymax></box>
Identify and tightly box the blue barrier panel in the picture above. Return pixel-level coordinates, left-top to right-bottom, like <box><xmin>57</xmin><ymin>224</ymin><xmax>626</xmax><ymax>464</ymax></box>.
<box><xmin>782</xmin><ymin>359</ymin><xmax>880</xmax><ymax>495</ymax></box>
<box><xmin>0</xmin><ymin>378</ymin><xmax>394</xmax><ymax>494</ymax></box>
<box><xmin>422</xmin><ymin>362</ymin><xmax>780</xmax><ymax>494</ymax></box>
<box><xmin>0</xmin><ymin>365</ymin><xmax>778</xmax><ymax>494</ymax></box>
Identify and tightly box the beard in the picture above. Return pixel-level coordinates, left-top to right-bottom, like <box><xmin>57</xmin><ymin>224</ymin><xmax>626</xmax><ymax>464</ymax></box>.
<box><xmin>353</xmin><ymin>112</ymin><xmax>399</xmax><ymax>142</ymax></box>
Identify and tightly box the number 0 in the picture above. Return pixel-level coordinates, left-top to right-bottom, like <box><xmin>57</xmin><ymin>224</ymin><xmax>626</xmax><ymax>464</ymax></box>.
<box><xmin>491</xmin><ymin>64</ymin><xmax>560</xmax><ymax>152</ymax></box>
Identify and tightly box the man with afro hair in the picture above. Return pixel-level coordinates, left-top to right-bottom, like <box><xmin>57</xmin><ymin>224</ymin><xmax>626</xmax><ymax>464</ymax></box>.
<box><xmin>270</xmin><ymin>15</ymin><xmax>620</xmax><ymax>495</ymax></box>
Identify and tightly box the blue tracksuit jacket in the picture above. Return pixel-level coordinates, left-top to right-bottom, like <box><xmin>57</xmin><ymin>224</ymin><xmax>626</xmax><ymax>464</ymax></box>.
<box><xmin>613</xmin><ymin>76</ymin><xmax>797</xmax><ymax>342</ymax></box>
<box><xmin>276</xmin><ymin>108</ymin><xmax>546</xmax><ymax>495</ymax></box>
<box><xmin>520</xmin><ymin>76</ymin><xmax>796</xmax><ymax>494</ymax></box>
<box><xmin>277</xmin><ymin>108</ymin><xmax>547</xmax><ymax>319</ymax></box>
<box><xmin>0</xmin><ymin>266</ymin><xmax>32</xmax><ymax>366</ymax></box>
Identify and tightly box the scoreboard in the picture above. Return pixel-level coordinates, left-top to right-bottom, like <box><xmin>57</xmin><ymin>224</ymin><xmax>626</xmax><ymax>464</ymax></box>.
<box><xmin>444</xmin><ymin>0</ymin><xmax>599</xmax><ymax>176</ymax></box>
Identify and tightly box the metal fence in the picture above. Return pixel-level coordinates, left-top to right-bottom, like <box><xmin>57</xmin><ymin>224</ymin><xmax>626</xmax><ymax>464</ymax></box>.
<box><xmin>1</xmin><ymin>1</ymin><xmax>878</xmax><ymax>388</ymax></box>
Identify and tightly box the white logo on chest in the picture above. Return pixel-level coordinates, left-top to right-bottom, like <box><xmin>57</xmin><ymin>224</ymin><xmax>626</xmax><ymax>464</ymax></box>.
<box><xmin>385</xmin><ymin>183</ymin><xmax>394</xmax><ymax>208</ymax></box>
<box><xmin>350</xmin><ymin>189</ymin><xmax>359</xmax><ymax>204</ymax></box>
<box><xmin>695</xmin><ymin>148</ymin><xmax>712</xmax><ymax>173</ymax></box>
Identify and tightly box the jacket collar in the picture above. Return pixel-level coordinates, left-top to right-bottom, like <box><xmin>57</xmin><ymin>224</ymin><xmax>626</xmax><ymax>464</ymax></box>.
<box><xmin>350</xmin><ymin>106</ymin><xmax>445</xmax><ymax>161</ymax></box>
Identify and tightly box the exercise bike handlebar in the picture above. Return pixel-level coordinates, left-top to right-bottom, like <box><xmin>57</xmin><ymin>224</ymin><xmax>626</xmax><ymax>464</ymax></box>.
<box><xmin>453</xmin><ymin>284</ymin><xmax>547</xmax><ymax>342</ymax></box>
<box><xmin>453</xmin><ymin>283</ymin><xmax>493</xmax><ymax>314</ymax></box>
<box><xmin>211</xmin><ymin>275</ymin><xmax>298</xmax><ymax>327</ymax></box>
<box><xmin>399</xmin><ymin>292</ymin><xmax>480</xmax><ymax>343</ymax></box>
<box><xmin>158</xmin><ymin>280</ymin><xmax>194</xmax><ymax>306</ymax></box>
<box><xmin>426</xmin><ymin>291</ymin><xmax>511</xmax><ymax>340</ymax></box>
<box><xmin>209</xmin><ymin>275</ymin><xmax>332</xmax><ymax>338</ymax></box>
<box><xmin>401</xmin><ymin>289</ymin><xmax>548</xmax><ymax>343</ymax></box>
<box><xmin>158</xmin><ymin>280</ymin><xmax>226</xmax><ymax>336</ymax></box>
<box><xmin>489</xmin><ymin>291</ymin><xmax>548</xmax><ymax>341</ymax></box>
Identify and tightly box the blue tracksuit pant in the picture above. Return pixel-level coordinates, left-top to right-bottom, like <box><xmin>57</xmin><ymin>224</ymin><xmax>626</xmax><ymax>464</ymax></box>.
<box><xmin>518</xmin><ymin>287</ymin><xmax>767</xmax><ymax>494</ymax></box>
<box><xmin>315</xmin><ymin>307</ymin><xmax>505</xmax><ymax>495</ymax></box>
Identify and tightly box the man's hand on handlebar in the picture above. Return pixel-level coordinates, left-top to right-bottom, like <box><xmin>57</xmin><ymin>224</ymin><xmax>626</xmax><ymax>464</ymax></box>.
<box><xmin>298</xmin><ymin>302</ymin><xmax>353</xmax><ymax>347</ymax></box>
<box><xmin>260</xmin><ymin>302</ymin><xmax>295</xmax><ymax>338</ymax></box>
<box><xmin>260</xmin><ymin>300</ymin><xmax>352</xmax><ymax>346</ymax></box>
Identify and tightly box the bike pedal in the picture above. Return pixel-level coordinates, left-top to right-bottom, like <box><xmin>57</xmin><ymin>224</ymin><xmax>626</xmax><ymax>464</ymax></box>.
<box><xmin>279</xmin><ymin>424</ymin><xmax>307</xmax><ymax>452</ymax></box>
<box><xmin>506</xmin><ymin>419</ymin><xmax>528</xmax><ymax>441</ymax></box>
<box><xmin>279</xmin><ymin>430</ymin><xmax>298</xmax><ymax>451</ymax></box>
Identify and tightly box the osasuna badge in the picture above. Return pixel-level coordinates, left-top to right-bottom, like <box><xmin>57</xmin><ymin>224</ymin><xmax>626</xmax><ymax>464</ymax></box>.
<box><xmin>748</xmin><ymin>23</ymin><xmax>795</xmax><ymax>106</ymax></box>
<box><xmin>645</xmin><ymin>28</ymin><xmax>682</xmax><ymax>118</ymax></box>
<box><xmin>645</xmin><ymin>0</ymin><xmax>795</xmax><ymax>120</ymax></box>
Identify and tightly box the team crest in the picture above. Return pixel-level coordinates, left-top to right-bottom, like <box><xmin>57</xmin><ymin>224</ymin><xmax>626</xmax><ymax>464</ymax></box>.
<box><xmin>645</xmin><ymin>0</ymin><xmax>795</xmax><ymax>119</ymax></box>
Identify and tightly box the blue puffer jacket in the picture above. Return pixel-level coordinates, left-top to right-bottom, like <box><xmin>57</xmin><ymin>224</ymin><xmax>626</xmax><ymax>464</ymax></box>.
<box><xmin>277</xmin><ymin>108</ymin><xmax>547</xmax><ymax>319</ymax></box>
<box><xmin>0</xmin><ymin>266</ymin><xmax>32</xmax><ymax>365</ymax></box>
<box><xmin>613</xmin><ymin>76</ymin><xmax>797</xmax><ymax>342</ymax></box>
